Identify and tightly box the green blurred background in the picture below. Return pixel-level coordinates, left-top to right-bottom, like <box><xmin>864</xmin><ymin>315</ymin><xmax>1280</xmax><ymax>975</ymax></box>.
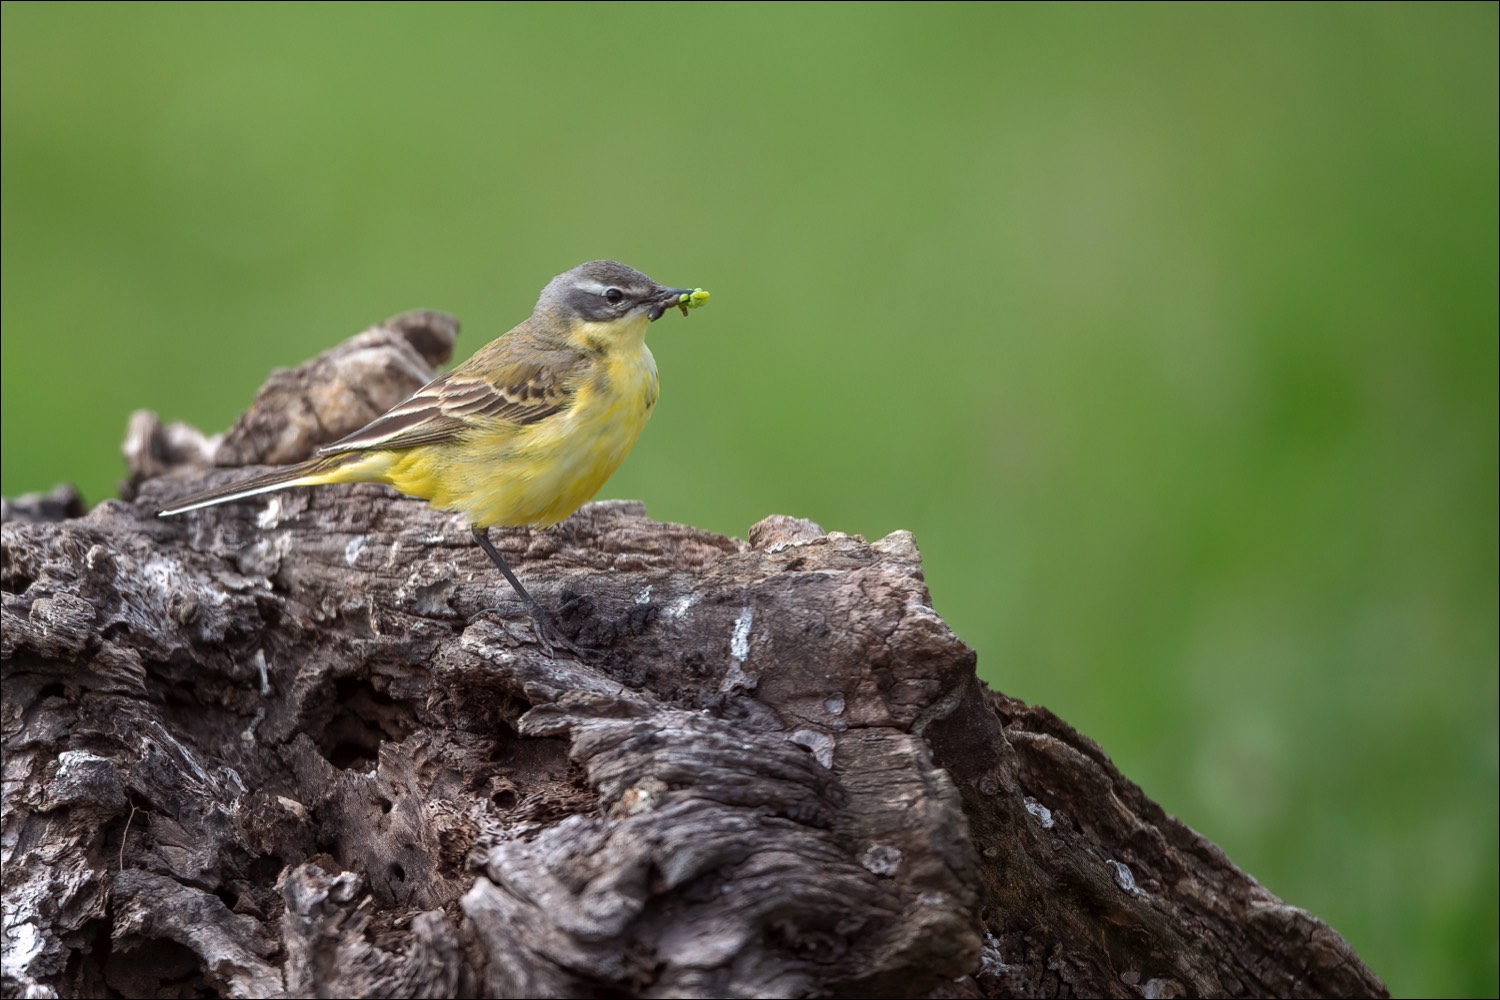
<box><xmin>3</xmin><ymin>3</ymin><xmax>1495</xmax><ymax>994</ymax></box>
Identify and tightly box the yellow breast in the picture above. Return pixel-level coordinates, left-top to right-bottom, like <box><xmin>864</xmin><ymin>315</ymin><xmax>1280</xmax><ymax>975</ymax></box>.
<box><xmin>385</xmin><ymin>340</ymin><xmax>659</xmax><ymax>530</ymax></box>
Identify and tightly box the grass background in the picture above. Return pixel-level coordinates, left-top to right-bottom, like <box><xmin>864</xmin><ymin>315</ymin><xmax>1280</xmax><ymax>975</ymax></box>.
<box><xmin>3</xmin><ymin>4</ymin><xmax>1495</xmax><ymax>995</ymax></box>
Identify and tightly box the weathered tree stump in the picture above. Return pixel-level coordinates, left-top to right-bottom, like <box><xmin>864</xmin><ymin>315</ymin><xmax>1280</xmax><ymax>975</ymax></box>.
<box><xmin>1</xmin><ymin>312</ymin><xmax>1387</xmax><ymax>999</ymax></box>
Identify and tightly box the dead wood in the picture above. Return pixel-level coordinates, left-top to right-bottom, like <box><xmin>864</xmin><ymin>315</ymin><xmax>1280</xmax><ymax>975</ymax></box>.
<box><xmin>1</xmin><ymin>312</ymin><xmax>1387</xmax><ymax>999</ymax></box>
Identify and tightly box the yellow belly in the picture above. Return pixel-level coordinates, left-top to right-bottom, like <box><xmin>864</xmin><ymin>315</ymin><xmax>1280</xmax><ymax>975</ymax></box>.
<box><xmin>378</xmin><ymin>346</ymin><xmax>658</xmax><ymax>529</ymax></box>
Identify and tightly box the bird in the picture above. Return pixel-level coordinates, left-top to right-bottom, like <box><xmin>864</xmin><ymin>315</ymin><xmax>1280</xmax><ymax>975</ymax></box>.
<box><xmin>158</xmin><ymin>260</ymin><xmax>710</xmax><ymax>656</ymax></box>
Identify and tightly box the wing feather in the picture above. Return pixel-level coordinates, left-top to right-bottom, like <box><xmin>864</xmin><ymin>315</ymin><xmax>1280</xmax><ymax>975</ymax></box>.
<box><xmin>318</xmin><ymin>352</ymin><xmax>586</xmax><ymax>455</ymax></box>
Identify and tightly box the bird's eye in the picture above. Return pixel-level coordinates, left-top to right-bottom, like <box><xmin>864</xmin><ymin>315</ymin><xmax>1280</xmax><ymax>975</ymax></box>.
<box><xmin>604</xmin><ymin>287</ymin><xmax>624</xmax><ymax>304</ymax></box>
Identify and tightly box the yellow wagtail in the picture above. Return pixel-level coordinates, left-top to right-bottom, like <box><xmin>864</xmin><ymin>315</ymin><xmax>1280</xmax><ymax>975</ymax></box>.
<box><xmin>159</xmin><ymin>260</ymin><xmax>710</xmax><ymax>656</ymax></box>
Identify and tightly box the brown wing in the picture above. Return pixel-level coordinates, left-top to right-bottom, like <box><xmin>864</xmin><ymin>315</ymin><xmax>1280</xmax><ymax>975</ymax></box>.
<box><xmin>319</xmin><ymin>353</ymin><xmax>585</xmax><ymax>455</ymax></box>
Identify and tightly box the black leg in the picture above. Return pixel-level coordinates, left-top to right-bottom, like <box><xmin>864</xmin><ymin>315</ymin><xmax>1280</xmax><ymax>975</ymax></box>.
<box><xmin>469</xmin><ymin>526</ymin><xmax>590</xmax><ymax>658</ymax></box>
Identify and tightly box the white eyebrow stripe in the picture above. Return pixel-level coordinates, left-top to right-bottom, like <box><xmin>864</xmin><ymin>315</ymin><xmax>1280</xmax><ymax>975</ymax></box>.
<box><xmin>575</xmin><ymin>279</ymin><xmax>613</xmax><ymax>295</ymax></box>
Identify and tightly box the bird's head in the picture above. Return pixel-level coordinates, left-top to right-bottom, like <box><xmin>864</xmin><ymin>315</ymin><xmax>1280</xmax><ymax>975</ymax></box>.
<box><xmin>536</xmin><ymin>260</ymin><xmax>709</xmax><ymax>347</ymax></box>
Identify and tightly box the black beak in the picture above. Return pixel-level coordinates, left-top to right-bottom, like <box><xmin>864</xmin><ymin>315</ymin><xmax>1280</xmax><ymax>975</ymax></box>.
<box><xmin>647</xmin><ymin>286</ymin><xmax>696</xmax><ymax>321</ymax></box>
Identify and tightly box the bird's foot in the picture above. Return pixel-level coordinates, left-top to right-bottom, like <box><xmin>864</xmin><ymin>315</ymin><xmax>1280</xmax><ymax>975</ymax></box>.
<box><xmin>467</xmin><ymin>605</ymin><xmax>598</xmax><ymax>661</ymax></box>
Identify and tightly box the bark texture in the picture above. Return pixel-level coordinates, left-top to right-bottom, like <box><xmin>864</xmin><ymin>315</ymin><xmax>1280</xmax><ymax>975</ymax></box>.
<box><xmin>1</xmin><ymin>312</ymin><xmax>1387</xmax><ymax>999</ymax></box>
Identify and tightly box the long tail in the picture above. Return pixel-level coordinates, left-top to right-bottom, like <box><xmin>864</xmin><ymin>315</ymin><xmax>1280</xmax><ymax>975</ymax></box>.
<box><xmin>157</xmin><ymin>454</ymin><xmax>363</xmax><ymax>517</ymax></box>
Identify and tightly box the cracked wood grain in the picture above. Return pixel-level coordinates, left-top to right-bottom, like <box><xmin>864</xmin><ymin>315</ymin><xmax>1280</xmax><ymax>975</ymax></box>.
<box><xmin>1</xmin><ymin>312</ymin><xmax>1386</xmax><ymax>999</ymax></box>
